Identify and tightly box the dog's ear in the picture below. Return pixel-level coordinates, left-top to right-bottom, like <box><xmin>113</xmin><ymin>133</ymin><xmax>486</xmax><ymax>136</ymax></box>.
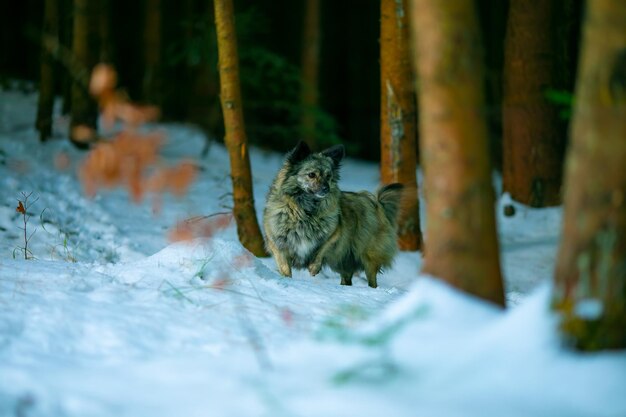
<box><xmin>321</xmin><ymin>144</ymin><xmax>344</xmax><ymax>168</ymax></box>
<box><xmin>287</xmin><ymin>141</ymin><xmax>311</xmax><ymax>165</ymax></box>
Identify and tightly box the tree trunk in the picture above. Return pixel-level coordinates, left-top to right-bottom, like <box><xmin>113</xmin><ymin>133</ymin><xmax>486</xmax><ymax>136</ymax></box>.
<box><xmin>36</xmin><ymin>0</ymin><xmax>59</xmax><ymax>142</ymax></box>
<box><xmin>553</xmin><ymin>0</ymin><xmax>626</xmax><ymax>351</ymax></box>
<box><xmin>143</xmin><ymin>0</ymin><xmax>162</xmax><ymax>106</ymax></box>
<box><xmin>60</xmin><ymin>0</ymin><xmax>73</xmax><ymax>115</ymax></box>
<box><xmin>69</xmin><ymin>0</ymin><xmax>99</xmax><ymax>146</ymax></box>
<box><xmin>380</xmin><ymin>0</ymin><xmax>422</xmax><ymax>251</ymax></box>
<box><xmin>410</xmin><ymin>0</ymin><xmax>505</xmax><ymax>307</ymax></box>
<box><xmin>502</xmin><ymin>0</ymin><xmax>565</xmax><ymax>207</ymax></box>
<box><xmin>300</xmin><ymin>0</ymin><xmax>321</xmax><ymax>147</ymax></box>
<box><xmin>214</xmin><ymin>0</ymin><xmax>268</xmax><ymax>257</ymax></box>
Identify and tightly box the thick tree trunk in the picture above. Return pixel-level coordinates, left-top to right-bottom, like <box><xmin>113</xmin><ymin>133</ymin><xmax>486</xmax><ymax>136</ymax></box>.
<box><xmin>380</xmin><ymin>0</ymin><xmax>422</xmax><ymax>251</ymax></box>
<box><xmin>69</xmin><ymin>0</ymin><xmax>99</xmax><ymax>146</ymax></box>
<box><xmin>214</xmin><ymin>0</ymin><xmax>268</xmax><ymax>257</ymax></box>
<box><xmin>502</xmin><ymin>0</ymin><xmax>565</xmax><ymax>207</ymax></box>
<box><xmin>143</xmin><ymin>0</ymin><xmax>162</xmax><ymax>106</ymax></box>
<box><xmin>553</xmin><ymin>0</ymin><xmax>626</xmax><ymax>350</ymax></box>
<box><xmin>36</xmin><ymin>0</ymin><xmax>59</xmax><ymax>142</ymax></box>
<box><xmin>410</xmin><ymin>0</ymin><xmax>505</xmax><ymax>307</ymax></box>
<box><xmin>300</xmin><ymin>0</ymin><xmax>321</xmax><ymax>147</ymax></box>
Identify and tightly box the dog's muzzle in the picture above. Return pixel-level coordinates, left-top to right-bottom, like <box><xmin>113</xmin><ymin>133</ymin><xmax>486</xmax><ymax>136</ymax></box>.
<box><xmin>314</xmin><ymin>185</ymin><xmax>330</xmax><ymax>198</ymax></box>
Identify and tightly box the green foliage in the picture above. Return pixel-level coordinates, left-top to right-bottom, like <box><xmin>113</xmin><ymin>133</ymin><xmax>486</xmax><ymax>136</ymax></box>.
<box><xmin>240</xmin><ymin>45</ymin><xmax>341</xmax><ymax>149</ymax></box>
<box><xmin>332</xmin><ymin>358</ymin><xmax>400</xmax><ymax>385</ymax></box>
<box><xmin>318</xmin><ymin>303</ymin><xmax>427</xmax><ymax>386</ymax></box>
<box><xmin>317</xmin><ymin>303</ymin><xmax>428</xmax><ymax>347</ymax></box>
<box><xmin>545</xmin><ymin>89</ymin><xmax>574</xmax><ymax>119</ymax></box>
<box><xmin>165</xmin><ymin>7</ymin><xmax>341</xmax><ymax>150</ymax></box>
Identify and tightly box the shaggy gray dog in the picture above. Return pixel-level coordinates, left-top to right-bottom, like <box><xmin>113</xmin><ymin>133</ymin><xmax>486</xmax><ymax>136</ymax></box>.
<box><xmin>263</xmin><ymin>141</ymin><xmax>402</xmax><ymax>288</ymax></box>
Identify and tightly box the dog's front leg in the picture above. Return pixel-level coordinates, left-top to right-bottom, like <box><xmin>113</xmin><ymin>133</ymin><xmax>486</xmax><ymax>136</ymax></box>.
<box><xmin>266</xmin><ymin>235</ymin><xmax>292</xmax><ymax>277</ymax></box>
<box><xmin>308</xmin><ymin>228</ymin><xmax>340</xmax><ymax>276</ymax></box>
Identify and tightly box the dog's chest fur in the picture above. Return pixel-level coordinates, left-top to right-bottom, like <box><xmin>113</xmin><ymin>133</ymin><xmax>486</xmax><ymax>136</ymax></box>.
<box><xmin>267</xmin><ymin>195</ymin><xmax>338</xmax><ymax>267</ymax></box>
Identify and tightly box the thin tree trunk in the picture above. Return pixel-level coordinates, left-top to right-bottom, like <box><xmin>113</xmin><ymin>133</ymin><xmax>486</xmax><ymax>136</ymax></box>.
<box><xmin>380</xmin><ymin>0</ymin><xmax>422</xmax><ymax>251</ymax></box>
<box><xmin>143</xmin><ymin>0</ymin><xmax>162</xmax><ymax>106</ymax></box>
<box><xmin>214</xmin><ymin>0</ymin><xmax>267</xmax><ymax>257</ymax></box>
<box><xmin>502</xmin><ymin>0</ymin><xmax>564</xmax><ymax>207</ymax></box>
<box><xmin>69</xmin><ymin>0</ymin><xmax>99</xmax><ymax>146</ymax></box>
<box><xmin>410</xmin><ymin>0</ymin><xmax>505</xmax><ymax>307</ymax></box>
<box><xmin>300</xmin><ymin>0</ymin><xmax>321</xmax><ymax>146</ymax></box>
<box><xmin>553</xmin><ymin>0</ymin><xmax>626</xmax><ymax>350</ymax></box>
<box><xmin>36</xmin><ymin>0</ymin><xmax>59</xmax><ymax>142</ymax></box>
<box><xmin>60</xmin><ymin>0</ymin><xmax>73</xmax><ymax>115</ymax></box>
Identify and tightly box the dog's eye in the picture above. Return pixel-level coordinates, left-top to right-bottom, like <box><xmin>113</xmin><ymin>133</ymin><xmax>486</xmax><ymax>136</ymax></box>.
<box><xmin>307</xmin><ymin>172</ymin><xmax>317</xmax><ymax>179</ymax></box>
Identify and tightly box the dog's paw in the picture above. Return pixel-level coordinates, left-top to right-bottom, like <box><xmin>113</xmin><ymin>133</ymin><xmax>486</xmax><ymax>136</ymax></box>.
<box><xmin>308</xmin><ymin>262</ymin><xmax>322</xmax><ymax>276</ymax></box>
<box><xmin>278</xmin><ymin>264</ymin><xmax>292</xmax><ymax>277</ymax></box>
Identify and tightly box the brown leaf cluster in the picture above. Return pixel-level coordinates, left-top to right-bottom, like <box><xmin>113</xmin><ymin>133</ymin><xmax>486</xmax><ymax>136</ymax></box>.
<box><xmin>91</xmin><ymin>64</ymin><xmax>160</xmax><ymax>129</ymax></box>
<box><xmin>168</xmin><ymin>214</ymin><xmax>233</xmax><ymax>242</ymax></box>
<box><xmin>79</xmin><ymin>64</ymin><xmax>197</xmax><ymax>204</ymax></box>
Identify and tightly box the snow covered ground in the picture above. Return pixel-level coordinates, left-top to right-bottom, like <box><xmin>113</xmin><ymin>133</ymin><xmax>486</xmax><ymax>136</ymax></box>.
<box><xmin>0</xmin><ymin>88</ymin><xmax>624</xmax><ymax>417</ymax></box>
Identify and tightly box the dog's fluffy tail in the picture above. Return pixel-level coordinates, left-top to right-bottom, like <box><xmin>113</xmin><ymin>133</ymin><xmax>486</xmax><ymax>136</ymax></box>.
<box><xmin>377</xmin><ymin>183</ymin><xmax>404</xmax><ymax>225</ymax></box>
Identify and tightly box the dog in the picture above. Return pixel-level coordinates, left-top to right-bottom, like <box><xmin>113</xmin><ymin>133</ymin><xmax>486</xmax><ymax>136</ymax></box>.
<box><xmin>263</xmin><ymin>141</ymin><xmax>403</xmax><ymax>288</ymax></box>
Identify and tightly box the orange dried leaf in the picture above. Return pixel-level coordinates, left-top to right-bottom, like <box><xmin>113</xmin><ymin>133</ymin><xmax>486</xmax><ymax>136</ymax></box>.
<box><xmin>168</xmin><ymin>161</ymin><xmax>197</xmax><ymax>196</ymax></box>
<box><xmin>16</xmin><ymin>201</ymin><xmax>25</xmax><ymax>214</ymax></box>
<box><xmin>167</xmin><ymin>214</ymin><xmax>233</xmax><ymax>242</ymax></box>
<box><xmin>233</xmin><ymin>253</ymin><xmax>253</xmax><ymax>268</ymax></box>
<box><xmin>212</xmin><ymin>277</ymin><xmax>232</xmax><ymax>290</ymax></box>
<box><xmin>90</xmin><ymin>64</ymin><xmax>118</xmax><ymax>97</ymax></box>
<box><xmin>168</xmin><ymin>221</ymin><xmax>194</xmax><ymax>242</ymax></box>
<box><xmin>72</xmin><ymin>125</ymin><xmax>97</xmax><ymax>143</ymax></box>
<box><xmin>281</xmin><ymin>308</ymin><xmax>294</xmax><ymax>326</ymax></box>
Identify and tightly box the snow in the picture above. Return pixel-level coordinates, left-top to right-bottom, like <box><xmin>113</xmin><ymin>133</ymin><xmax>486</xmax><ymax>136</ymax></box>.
<box><xmin>1</xmin><ymin>87</ymin><xmax>625</xmax><ymax>417</ymax></box>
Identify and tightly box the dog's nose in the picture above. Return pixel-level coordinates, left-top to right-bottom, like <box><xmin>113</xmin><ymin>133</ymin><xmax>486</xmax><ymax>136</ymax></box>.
<box><xmin>315</xmin><ymin>185</ymin><xmax>330</xmax><ymax>197</ymax></box>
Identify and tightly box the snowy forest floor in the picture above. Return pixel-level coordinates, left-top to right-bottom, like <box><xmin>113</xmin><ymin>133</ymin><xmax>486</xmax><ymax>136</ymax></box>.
<box><xmin>0</xmin><ymin>87</ymin><xmax>624</xmax><ymax>417</ymax></box>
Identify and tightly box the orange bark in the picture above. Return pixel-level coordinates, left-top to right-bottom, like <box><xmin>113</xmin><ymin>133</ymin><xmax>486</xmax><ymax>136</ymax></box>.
<box><xmin>380</xmin><ymin>0</ymin><xmax>422</xmax><ymax>251</ymax></box>
<box><xmin>410</xmin><ymin>0</ymin><xmax>505</xmax><ymax>307</ymax></box>
<box><xmin>554</xmin><ymin>0</ymin><xmax>626</xmax><ymax>350</ymax></box>
<box><xmin>214</xmin><ymin>0</ymin><xmax>268</xmax><ymax>257</ymax></box>
<box><xmin>503</xmin><ymin>0</ymin><xmax>564</xmax><ymax>207</ymax></box>
<box><xmin>300</xmin><ymin>0</ymin><xmax>321</xmax><ymax>146</ymax></box>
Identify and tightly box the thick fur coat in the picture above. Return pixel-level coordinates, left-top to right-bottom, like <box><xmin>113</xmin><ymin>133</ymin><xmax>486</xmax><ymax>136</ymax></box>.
<box><xmin>263</xmin><ymin>141</ymin><xmax>402</xmax><ymax>288</ymax></box>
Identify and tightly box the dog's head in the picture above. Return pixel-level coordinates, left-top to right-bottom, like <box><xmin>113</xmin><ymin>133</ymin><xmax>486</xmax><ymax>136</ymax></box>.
<box><xmin>284</xmin><ymin>141</ymin><xmax>344</xmax><ymax>198</ymax></box>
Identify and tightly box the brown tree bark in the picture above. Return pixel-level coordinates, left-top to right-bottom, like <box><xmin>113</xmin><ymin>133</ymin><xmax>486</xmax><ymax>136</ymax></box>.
<box><xmin>553</xmin><ymin>0</ymin><xmax>626</xmax><ymax>350</ymax></box>
<box><xmin>502</xmin><ymin>0</ymin><xmax>565</xmax><ymax>207</ymax></box>
<box><xmin>36</xmin><ymin>0</ymin><xmax>59</xmax><ymax>142</ymax></box>
<box><xmin>300</xmin><ymin>0</ymin><xmax>321</xmax><ymax>146</ymax></box>
<box><xmin>143</xmin><ymin>0</ymin><xmax>162</xmax><ymax>106</ymax></box>
<box><xmin>410</xmin><ymin>0</ymin><xmax>505</xmax><ymax>307</ymax></box>
<box><xmin>380</xmin><ymin>0</ymin><xmax>422</xmax><ymax>251</ymax></box>
<box><xmin>69</xmin><ymin>0</ymin><xmax>99</xmax><ymax>146</ymax></box>
<box><xmin>214</xmin><ymin>0</ymin><xmax>268</xmax><ymax>257</ymax></box>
